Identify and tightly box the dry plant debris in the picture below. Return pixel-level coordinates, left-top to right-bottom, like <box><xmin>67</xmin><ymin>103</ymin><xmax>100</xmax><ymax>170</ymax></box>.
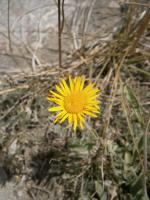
<box><xmin>0</xmin><ymin>3</ymin><xmax>150</xmax><ymax>200</ymax></box>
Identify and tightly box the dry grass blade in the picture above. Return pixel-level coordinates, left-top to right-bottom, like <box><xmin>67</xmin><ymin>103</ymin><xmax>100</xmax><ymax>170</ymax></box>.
<box><xmin>143</xmin><ymin>114</ymin><xmax>150</xmax><ymax>199</ymax></box>
<box><xmin>0</xmin><ymin>85</ymin><xmax>29</xmax><ymax>96</ymax></box>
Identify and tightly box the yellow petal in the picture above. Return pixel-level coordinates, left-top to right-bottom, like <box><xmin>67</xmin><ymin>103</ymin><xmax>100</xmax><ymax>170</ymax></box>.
<box><xmin>80</xmin><ymin>121</ymin><xmax>84</xmax><ymax>129</ymax></box>
<box><xmin>60</xmin><ymin>82</ymin><xmax>65</xmax><ymax>91</ymax></box>
<box><xmin>60</xmin><ymin>113</ymin><xmax>68</xmax><ymax>124</ymax></box>
<box><xmin>77</xmin><ymin>113</ymin><xmax>84</xmax><ymax>122</ymax></box>
<box><xmin>80</xmin><ymin>77</ymin><xmax>85</xmax><ymax>91</ymax></box>
<box><xmin>87</xmin><ymin>88</ymin><xmax>100</xmax><ymax>96</ymax></box>
<box><xmin>74</xmin><ymin>77</ymin><xmax>80</xmax><ymax>91</ymax></box>
<box><xmin>83</xmin><ymin>110</ymin><xmax>98</xmax><ymax>118</ymax></box>
<box><xmin>87</xmin><ymin>100</ymin><xmax>99</xmax><ymax>104</ymax></box>
<box><xmin>83</xmin><ymin>83</ymin><xmax>94</xmax><ymax>93</ymax></box>
<box><xmin>74</xmin><ymin>77</ymin><xmax>77</xmax><ymax>84</ymax></box>
<box><xmin>56</xmin><ymin>85</ymin><xmax>65</xmax><ymax>96</ymax></box>
<box><xmin>54</xmin><ymin>110</ymin><xmax>67</xmax><ymax>123</ymax></box>
<box><xmin>78</xmin><ymin>114</ymin><xmax>85</xmax><ymax>129</ymax></box>
<box><xmin>61</xmin><ymin>79</ymin><xmax>70</xmax><ymax>93</ymax></box>
<box><xmin>68</xmin><ymin>114</ymin><xmax>72</xmax><ymax>124</ymax></box>
<box><xmin>69</xmin><ymin>76</ymin><xmax>74</xmax><ymax>91</ymax></box>
<box><xmin>48</xmin><ymin>106</ymin><xmax>63</xmax><ymax>112</ymax></box>
<box><xmin>50</xmin><ymin>90</ymin><xmax>64</xmax><ymax>99</ymax></box>
<box><xmin>85</xmin><ymin>106</ymin><xmax>100</xmax><ymax>112</ymax></box>
<box><xmin>87</xmin><ymin>94</ymin><xmax>99</xmax><ymax>100</ymax></box>
<box><xmin>48</xmin><ymin>97</ymin><xmax>63</xmax><ymax>105</ymax></box>
<box><xmin>93</xmin><ymin>104</ymin><xmax>100</xmax><ymax>110</ymax></box>
<box><xmin>73</xmin><ymin>114</ymin><xmax>77</xmax><ymax>131</ymax></box>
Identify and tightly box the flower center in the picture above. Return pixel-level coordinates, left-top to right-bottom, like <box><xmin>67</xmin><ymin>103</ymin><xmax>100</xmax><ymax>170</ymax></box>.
<box><xmin>64</xmin><ymin>92</ymin><xmax>86</xmax><ymax>113</ymax></box>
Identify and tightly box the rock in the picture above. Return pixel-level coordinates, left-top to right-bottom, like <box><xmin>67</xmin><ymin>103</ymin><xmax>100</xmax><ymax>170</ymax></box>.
<box><xmin>0</xmin><ymin>0</ymin><xmax>121</xmax><ymax>74</ymax></box>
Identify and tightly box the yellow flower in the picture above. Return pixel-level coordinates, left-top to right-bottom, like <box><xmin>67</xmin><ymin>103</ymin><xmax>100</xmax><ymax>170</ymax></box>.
<box><xmin>47</xmin><ymin>76</ymin><xmax>100</xmax><ymax>131</ymax></box>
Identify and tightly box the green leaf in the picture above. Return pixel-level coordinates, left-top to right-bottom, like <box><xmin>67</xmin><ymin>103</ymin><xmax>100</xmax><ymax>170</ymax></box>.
<box><xmin>95</xmin><ymin>181</ymin><xmax>107</xmax><ymax>200</ymax></box>
<box><xmin>123</xmin><ymin>85</ymin><xmax>144</xmax><ymax>126</ymax></box>
<box><xmin>124</xmin><ymin>151</ymin><xmax>133</xmax><ymax>172</ymax></box>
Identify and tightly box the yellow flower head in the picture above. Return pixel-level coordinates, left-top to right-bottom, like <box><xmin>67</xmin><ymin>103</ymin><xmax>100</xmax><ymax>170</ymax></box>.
<box><xmin>47</xmin><ymin>76</ymin><xmax>100</xmax><ymax>131</ymax></box>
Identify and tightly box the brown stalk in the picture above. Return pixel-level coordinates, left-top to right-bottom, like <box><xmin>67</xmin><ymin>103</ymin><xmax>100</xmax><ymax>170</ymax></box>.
<box><xmin>8</xmin><ymin>0</ymin><xmax>12</xmax><ymax>51</ymax></box>
<box><xmin>58</xmin><ymin>0</ymin><xmax>65</xmax><ymax>67</ymax></box>
<box><xmin>130</xmin><ymin>9</ymin><xmax>150</xmax><ymax>53</ymax></box>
